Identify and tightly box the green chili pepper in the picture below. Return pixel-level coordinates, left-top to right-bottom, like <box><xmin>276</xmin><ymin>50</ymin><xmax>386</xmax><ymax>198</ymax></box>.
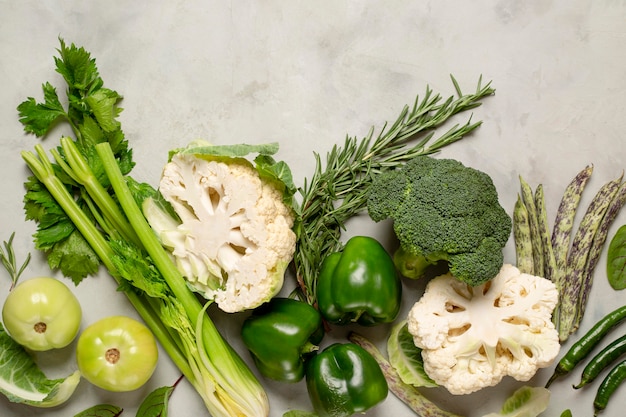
<box><xmin>546</xmin><ymin>304</ymin><xmax>626</xmax><ymax>387</ymax></box>
<box><xmin>594</xmin><ymin>358</ymin><xmax>626</xmax><ymax>415</ymax></box>
<box><xmin>241</xmin><ymin>297</ymin><xmax>324</xmax><ymax>383</ymax></box>
<box><xmin>305</xmin><ymin>342</ymin><xmax>388</xmax><ymax>417</ymax></box>
<box><xmin>574</xmin><ymin>333</ymin><xmax>626</xmax><ymax>389</ymax></box>
<box><xmin>317</xmin><ymin>236</ymin><xmax>402</xmax><ymax>326</ymax></box>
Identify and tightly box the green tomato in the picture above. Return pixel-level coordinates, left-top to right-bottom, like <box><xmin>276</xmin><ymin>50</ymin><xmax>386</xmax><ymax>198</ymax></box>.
<box><xmin>2</xmin><ymin>276</ymin><xmax>82</xmax><ymax>351</ymax></box>
<box><xmin>76</xmin><ymin>315</ymin><xmax>158</xmax><ymax>392</ymax></box>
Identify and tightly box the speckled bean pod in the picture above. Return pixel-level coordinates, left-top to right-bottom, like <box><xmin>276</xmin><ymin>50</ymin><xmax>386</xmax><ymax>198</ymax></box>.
<box><xmin>513</xmin><ymin>194</ymin><xmax>534</xmax><ymax>275</ymax></box>
<box><xmin>519</xmin><ymin>176</ymin><xmax>544</xmax><ymax>277</ymax></box>
<box><xmin>575</xmin><ymin>181</ymin><xmax>626</xmax><ymax>330</ymax></box>
<box><xmin>535</xmin><ymin>184</ymin><xmax>557</xmax><ymax>282</ymax></box>
<box><xmin>348</xmin><ymin>332</ymin><xmax>462</xmax><ymax>417</ymax></box>
<box><xmin>560</xmin><ymin>173</ymin><xmax>624</xmax><ymax>341</ymax></box>
<box><xmin>551</xmin><ymin>165</ymin><xmax>593</xmax><ymax>287</ymax></box>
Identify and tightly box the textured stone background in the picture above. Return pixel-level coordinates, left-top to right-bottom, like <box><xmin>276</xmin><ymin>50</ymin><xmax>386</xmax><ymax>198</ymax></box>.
<box><xmin>1</xmin><ymin>1</ymin><xmax>625</xmax><ymax>416</ymax></box>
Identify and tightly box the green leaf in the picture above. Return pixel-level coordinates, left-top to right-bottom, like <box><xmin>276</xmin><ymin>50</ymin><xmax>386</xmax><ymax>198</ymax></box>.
<box><xmin>481</xmin><ymin>386</ymin><xmax>550</xmax><ymax>417</ymax></box>
<box><xmin>170</xmin><ymin>140</ymin><xmax>279</xmax><ymax>160</ymax></box>
<box><xmin>74</xmin><ymin>404</ymin><xmax>123</xmax><ymax>417</ymax></box>
<box><xmin>17</xmin><ymin>82</ymin><xmax>67</xmax><ymax>137</ymax></box>
<box><xmin>24</xmin><ymin>177</ymin><xmax>74</xmax><ymax>234</ymax></box>
<box><xmin>46</xmin><ymin>230</ymin><xmax>100</xmax><ymax>284</ymax></box>
<box><xmin>55</xmin><ymin>38</ymin><xmax>101</xmax><ymax>92</ymax></box>
<box><xmin>283</xmin><ymin>411</ymin><xmax>318</xmax><ymax>417</ymax></box>
<box><xmin>0</xmin><ymin>232</ymin><xmax>31</xmax><ymax>289</ymax></box>
<box><xmin>78</xmin><ymin>115</ymin><xmax>106</xmax><ymax>147</ymax></box>
<box><xmin>387</xmin><ymin>320</ymin><xmax>437</xmax><ymax>387</ymax></box>
<box><xmin>110</xmin><ymin>239</ymin><xmax>171</xmax><ymax>299</ymax></box>
<box><xmin>0</xmin><ymin>322</ymin><xmax>80</xmax><ymax>407</ymax></box>
<box><xmin>255</xmin><ymin>155</ymin><xmax>297</xmax><ymax>201</ymax></box>
<box><xmin>85</xmin><ymin>88</ymin><xmax>122</xmax><ymax>133</ymax></box>
<box><xmin>169</xmin><ymin>139</ymin><xmax>296</xmax><ymax>204</ymax></box>
<box><xmin>136</xmin><ymin>376</ymin><xmax>182</xmax><ymax>417</ymax></box>
<box><xmin>607</xmin><ymin>224</ymin><xmax>626</xmax><ymax>290</ymax></box>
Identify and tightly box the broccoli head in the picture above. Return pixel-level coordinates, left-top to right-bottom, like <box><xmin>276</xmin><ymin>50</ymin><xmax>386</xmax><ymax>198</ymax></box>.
<box><xmin>367</xmin><ymin>155</ymin><xmax>511</xmax><ymax>286</ymax></box>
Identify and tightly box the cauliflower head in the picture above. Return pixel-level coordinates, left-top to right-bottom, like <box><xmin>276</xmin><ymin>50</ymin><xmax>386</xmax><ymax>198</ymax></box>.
<box><xmin>407</xmin><ymin>264</ymin><xmax>560</xmax><ymax>395</ymax></box>
<box><xmin>146</xmin><ymin>142</ymin><xmax>297</xmax><ymax>313</ymax></box>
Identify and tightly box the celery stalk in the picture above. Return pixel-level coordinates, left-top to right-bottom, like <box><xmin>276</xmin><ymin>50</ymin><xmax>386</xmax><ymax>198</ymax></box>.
<box><xmin>21</xmin><ymin>146</ymin><xmax>194</xmax><ymax>381</ymax></box>
<box><xmin>22</xmin><ymin>142</ymin><xmax>269</xmax><ymax>417</ymax></box>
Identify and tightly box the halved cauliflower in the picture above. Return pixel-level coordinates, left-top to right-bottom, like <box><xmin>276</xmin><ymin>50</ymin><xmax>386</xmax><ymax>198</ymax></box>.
<box><xmin>145</xmin><ymin>142</ymin><xmax>296</xmax><ymax>313</ymax></box>
<box><xmin>407</xmin><ymin>263</ymin><xmax>560</xmax><ymax>395</ymax></box>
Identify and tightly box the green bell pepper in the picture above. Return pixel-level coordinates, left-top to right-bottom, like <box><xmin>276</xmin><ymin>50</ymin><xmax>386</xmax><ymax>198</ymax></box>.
<box><xmin>317</xmin><ymin>235</ymin><xmax>401</xmax><ymax>326</ymax></box>
<box><xmin>306</xmin><ymin>342</ymin><xmax>388</xmax><ymax>417</ymax></box>
<box><xmin>241</xmin><ymin>297</ymin><xmax>324</xmax><ymax>382</ymax></box>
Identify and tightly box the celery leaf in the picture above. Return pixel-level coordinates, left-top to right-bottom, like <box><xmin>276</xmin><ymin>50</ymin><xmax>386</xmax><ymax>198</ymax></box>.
<box><xmin>46</xmin><ymin>230</ymin><xmax>100</xmax><ymax>284</ymax></box>
<box><xmin>19</xmin><ymin>37</ymin><xmax>133</xmax><ymax>283</ymax></box>
<box><xmin>17</xmin><ymin>82</ymin><xmax>67</xmax><ymax>137</ymax></box>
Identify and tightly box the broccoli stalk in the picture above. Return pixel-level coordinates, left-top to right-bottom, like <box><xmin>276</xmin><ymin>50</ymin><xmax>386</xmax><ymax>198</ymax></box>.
<box><xmin>367</xmin><ymin>155</ymin><xmax>511</xmax><ymax>286</ymax></box>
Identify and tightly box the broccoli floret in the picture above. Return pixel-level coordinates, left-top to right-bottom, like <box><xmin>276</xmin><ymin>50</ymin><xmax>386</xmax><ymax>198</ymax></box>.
<box><xmin>367</xmin><ymin>155</ymin><xmax>511</xmax><ymax>286</ymax></box>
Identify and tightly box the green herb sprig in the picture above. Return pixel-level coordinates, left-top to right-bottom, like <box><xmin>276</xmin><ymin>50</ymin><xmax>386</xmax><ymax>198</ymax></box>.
<box><xmin>293</xmin><ymin>76</ymin><xmax>495</xmax><ymax>305</ymax></box>
<box><xmin>0</xmin><ymin>232</ymin><xmax>31</xmax><ymax>290</ymax></box>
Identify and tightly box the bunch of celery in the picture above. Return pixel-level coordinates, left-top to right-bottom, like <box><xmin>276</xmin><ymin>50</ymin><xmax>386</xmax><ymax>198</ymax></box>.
<box><xmin>19</xmin><ymin>39</ymin><xmax>268</xmax><ymax>417</ymax></box>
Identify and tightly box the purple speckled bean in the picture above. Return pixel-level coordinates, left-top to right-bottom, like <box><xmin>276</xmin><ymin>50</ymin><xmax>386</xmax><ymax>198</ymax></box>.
<box><xmin>575</xmin><ymin>181</ymin><xmax>626</xmax><ymax>330</ymax></box>
<box><xmin>535</xmin><ymin>184</ymin><xmax>557</xmax><ymax>282</ymax></box>
<box><xmin>520</xmin><ymin>176</ymin><xmax>544</xmax><ymax>277</ymax></box>
<box><xmin>551</xmin><ymin>165</ymin><xmax>593</xmax><ymax>276</ymax></box>
<box><xmin>559</xmin><ymin>174</ymin><xmax>624</xmax><ymax>341</ymax></box>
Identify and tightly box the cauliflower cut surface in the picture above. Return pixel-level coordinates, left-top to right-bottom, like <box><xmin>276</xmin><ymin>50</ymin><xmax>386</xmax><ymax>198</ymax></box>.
<box><xmin>407</xmin><ymin>264</ymin><xmax>560</xmax><ymax>395</ymax></box>
<box><xmin>151</xmin><ymin>153</ymin><xmax>296</xmax><ymax>313</ymax></box>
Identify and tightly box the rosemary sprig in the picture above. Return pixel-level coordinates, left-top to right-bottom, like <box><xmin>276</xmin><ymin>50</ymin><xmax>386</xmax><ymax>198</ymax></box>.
<box><xmin>293</xmin><ymin>76</ymin><xmax>495</xmax><ymax>305</ymax></box>
<box><xmin>0</xmin><ymin>232</ymin><xmax>32</xmax><ymax>290</ymax></box>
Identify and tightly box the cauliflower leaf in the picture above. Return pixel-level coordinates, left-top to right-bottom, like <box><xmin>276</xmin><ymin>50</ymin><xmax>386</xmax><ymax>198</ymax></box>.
<box><xmin>482</xmin><ymin>386</ymin><xmax>550</xmax><ymax>417</ymax></box>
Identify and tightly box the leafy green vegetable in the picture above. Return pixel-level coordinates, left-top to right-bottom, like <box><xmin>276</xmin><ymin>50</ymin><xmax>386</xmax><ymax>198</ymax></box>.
<box><xmin>19</xmin><ymin>38</ymin><xmax>269</xmax><ymax>417</ymax></box>
<box><xmin>19</xmin><ymin>38</ymin><xmax>133</xmax><ymax>283</ymax></box>
<box><xmin>73</xmin><ymin>404</ymin><xmax>123</xmax><ymax>417</ymax></box>
<box><xmin>387</xmin><ymin>321</ymin><xmax>437</xmax><ymax>388</ymax></box>
<box><xmin>607</xmin><ymin>224</ymin><xmax>626</xmax><ymax>290</ymax></box>
<box><xmin>481</xmin><ymin>386</ymin><xmax>550</xmax><ymax>417</ymax></box>
<box><xmin>0</xmin><ymin>322</ymin><xmax>80</xmax><ymax>407</ymax></box>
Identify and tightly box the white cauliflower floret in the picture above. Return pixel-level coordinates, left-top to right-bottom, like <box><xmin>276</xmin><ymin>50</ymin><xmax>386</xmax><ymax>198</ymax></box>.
<box><xmin>147</xmin><ymin>153</ymin><xmax>296</xmax><ymax>313</ymax></box>
<box><xmin>407</xmin><ymin>263</ymin><xmax>560</xmax><ymax>395</ymax></box>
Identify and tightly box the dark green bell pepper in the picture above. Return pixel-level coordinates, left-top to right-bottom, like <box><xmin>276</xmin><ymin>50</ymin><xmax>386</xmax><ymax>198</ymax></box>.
<box><xmin>305</xmin><ymin>342</ymin><xmax>388</xmax><ymax>417</ymax></box>
<box><xmin>317</xmin><ymin>235</ymin><xmax>401</xmax><ymax>326</ymax></box>
<box><xmin>241</xmin><ymin>297</ymin><xmax>324</xmax><ymax>382</ymax></box>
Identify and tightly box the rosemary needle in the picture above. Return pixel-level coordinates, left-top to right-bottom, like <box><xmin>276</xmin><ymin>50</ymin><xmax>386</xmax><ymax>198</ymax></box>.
<box><xmin>293</xmin><ymin>75</ymin><xmax>495</xmax><ymax>305</ymax></box>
